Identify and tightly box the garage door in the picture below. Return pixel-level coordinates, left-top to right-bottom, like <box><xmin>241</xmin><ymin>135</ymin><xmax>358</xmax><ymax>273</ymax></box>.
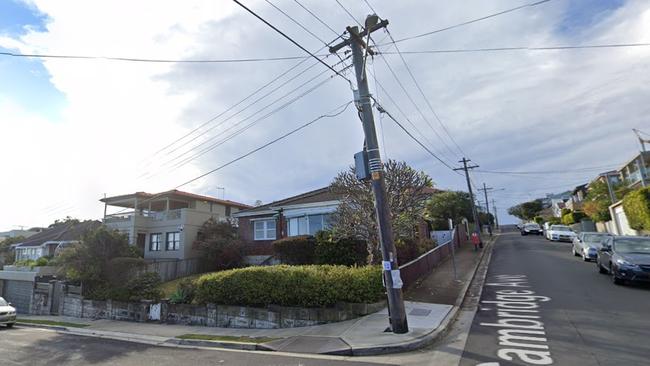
<box><xmin>3</xmin><ymin>280</ymin><xmax>33</xmax><ymax>313</ymax></box>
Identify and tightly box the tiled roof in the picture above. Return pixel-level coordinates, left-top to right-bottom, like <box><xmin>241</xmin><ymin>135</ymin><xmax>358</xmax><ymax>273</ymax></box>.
<box><xmin>15</xmin><ymin>220</ymin><xmax>101</xmax><ymax>247</ymax></box>
<box><xmin>101</xmin><ymin>189</ymin><xmax>251</xmax><ymax>209</ymax></box>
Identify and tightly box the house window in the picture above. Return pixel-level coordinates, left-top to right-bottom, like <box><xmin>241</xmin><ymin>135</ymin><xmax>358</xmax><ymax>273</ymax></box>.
<box><xmin>253</xmin><ymin>219</ymin><xmax>276</xmax><ymax>240</ymax></box>
<box><xmin>150</xmin><ymin>233</ymin><xmax>162</xmax><ymax>251</ymax></box>
<box><xmin>287</xmin><ymin>214</ymin><xmax>331</xmax><ymax>237</ymax></box>
<box><xmin>166</xmin><ymin>232</ymin><xmax>180</xmax><ymax>251</ymax></box>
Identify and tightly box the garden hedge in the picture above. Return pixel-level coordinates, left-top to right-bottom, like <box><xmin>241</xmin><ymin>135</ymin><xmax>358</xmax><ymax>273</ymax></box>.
<box><xmin>194</xmin><ymin>265</ymin><xmax>383</xmax><ymax>307</ymax></box>
<box><xmin>272</xmin><ymin>235</ymin><xmax>316</xmax><ymax>264</ymax></box>
<box><xmin>314</xmin><ymin>231</ymin><xmax>368</xmax><ymax>266</ymax></box>
<box><xmin>623</xmin><ymin>187</ymin><xmax>650</xmax><ymax>231</ymax></box>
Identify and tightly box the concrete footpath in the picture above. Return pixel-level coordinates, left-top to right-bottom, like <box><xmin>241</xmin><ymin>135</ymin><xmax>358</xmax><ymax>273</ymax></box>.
<box><xmin>17</xmin><ymin>235</ymin><xmax>496</xmax><ymax>356</ymax></box>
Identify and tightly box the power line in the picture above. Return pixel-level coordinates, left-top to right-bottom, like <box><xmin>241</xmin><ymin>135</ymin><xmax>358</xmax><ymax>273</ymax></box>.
<box><xmin>231</xmin><ymin>0</ymin><xmax>349</xmax><ymax>83</ymax></box>
<box><xmin>111</xmin><ymin>101</ymin><xmax>354</xmax><ymax>216</ymax></box>
<box><xmin>380</xmin><ymin>43</ymin><xmax>650</xmax><ymax>55</ymax></box>
<box><xmin>383</xmin><ymin>28</ymin><xmax>467</xmax><ymax>157</ymax></box>
<box><xmin>383</xmin><ymin>0</ymin><xmax>553</xmax><ymax>45</ymax></box>
<box><xmin>265</xmin><ymin>0</ymin><xmax>328</xmax><ymax>45</ymax></box>
<box><xmin>144</xmin><ymin>62</ymin><xmax>352</xmax><ymax>179</ymax></box>
<box><xmin>175</xmin><ymin>101</ymin><xmax>354</xmax><ymax>188</ymax></box>
<box><xmin>335</xmin><ymin>0</ymin><xmax>362</xmax><ymax>27</ymax></box>
<box><xmin>165</xmin><ymin>69</ymin><xmax>348</xmax><ymax>174</ymax></box>
<box><xmin>0</xmin><ymin>50</ymin><xmax>314</xmax><ymax>63</ymax></box>
<box><xmin>293</xmin><ymin>0</ymin><xmax>340</xmax><ymax>37</ymax></box>
<box><xmin>374</xmin><ymin>100</ymin><xmax>458</xmax><ymax>172</ymax></box>
<box><xmin>476</xmin><ymin>164</ymin><xmax>621</xmax><ymax>175</ymax></box>
<box><xmin>373</xmin><ymin>42</ymin><xmax>459</xmax><ymax>162</ymax></box>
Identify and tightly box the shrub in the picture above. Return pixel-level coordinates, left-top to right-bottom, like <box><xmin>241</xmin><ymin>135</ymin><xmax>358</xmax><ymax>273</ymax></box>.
<box><xmin>194</xmin><ymin>219</ymin><xmax>243</xmax><ymax>270</ymax></box>
<box><xmin>314</xmin><ymin>231</ymin><xmax>367</xmax><ymax>266</ymax></box>
<box><xmin>562</xmin><ymin>211</ymin><xmax>586</xmax><ymax>225</ymax></box>
<box><xmin>35</xmin><ymin>257</ymin><xmax>50</xmax><ymax>267</ymax></box>
<box><xmin>395</xmin><ymin>237</ymin><xmax>435</xmax><ymax>265</ymax></box>
<box><xmin>533</xmin><ymin>216</ymin><xmax>544</xmax><ymax>225</ymax></box>
<box><xmin>123</xmin><ymin>272</ymin><xmax>163</xmax><ymax>302</ymax></box>
<box><xmin>623</xmin><ymin>187</ymin><xmax>650</xmax><ymax>231</ymax></box>
<box><xmin>194</xmin><ymin>265</ymin><xmax>383</xmax><ymax>307</ymax></box>
<box><xmin>169</xmin><ymin>278</ymin><xmax>197</xmax><ymax>304</ymax></box>
<box><xmin>546</xmin><ymin>217</ymin><xmax>561</xmax><ymax>226</ymax></box>
<box><xmin>272</xmin><ymin>235</ymin><xmax>315</xmax><ymax>264</ymax></box>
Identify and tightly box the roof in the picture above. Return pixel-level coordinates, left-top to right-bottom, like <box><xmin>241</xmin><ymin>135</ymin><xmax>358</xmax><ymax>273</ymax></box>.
<box><xmin>236</xmin><ymin>185</ymin><xmax>441</xmax><ymax>216</ymax></box>
<box><xmin>101</xmin><ymin>189</ymin><xmax>251</xmax><ymax>209</ymax></box>
<box><xmin>235</xmin><ymin>187</ymin><xmax>340</xmax><ymax>215</ymax></box>
<box><xmin>619</xmin><ymin>151</ymin><xmax>650</xmax><ymax>170</ymax></box>
<box><xmin>15</xmin><ymin>221</ymin><xmax>101</xmax><ymax>248</ymax></box>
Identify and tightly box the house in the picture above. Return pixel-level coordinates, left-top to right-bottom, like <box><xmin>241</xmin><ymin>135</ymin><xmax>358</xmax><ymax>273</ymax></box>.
<box><xmin>13</xmin><ymin>221</ymin><xmax>100</xmax><ymax>262</ymax></box>
<box><xmin>0</xmin><ymin>228</ymin><xmax>44</xmax><ymax>242</ymax></box>
<box><xmin>101</xmin><ymin>190</ymin><xmax>250</xmax><ymax>261</ymax></box>
<box><xmin>0</xmin><ymin>220</ymin><xmax>99</xmax><ymax>313</ymax></box>
<box><xmin>618</xmin><ymin>151</ymin><xmax>650</xmax><ymax>189</ymax></box>
<box><xmin>233</xmin><ymin>186</ymin><xmax>439</xmax><ymax>265</ymax></box>
<box><xmin>566</xmin><ymin>184</ymin><xmax>588</xmax><ymax>211</ymax></box>
<box><xmin>233</xmin><ymin>187</ymin><xmax>341</xmax><ymax>265</ymax></box>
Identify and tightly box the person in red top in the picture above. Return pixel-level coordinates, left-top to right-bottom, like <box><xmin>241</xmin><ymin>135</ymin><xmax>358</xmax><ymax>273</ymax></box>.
<box><xmin>471</xmin><ymin>232</ymin><xmax>481</xmax><ymax>251</ymax></box>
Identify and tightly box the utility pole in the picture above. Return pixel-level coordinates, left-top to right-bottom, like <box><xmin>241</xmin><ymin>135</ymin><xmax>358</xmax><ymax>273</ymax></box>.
<box><xmin>330</xmin><ymin>16</ymin><xmax>408</xmax><ymax>334</ymax></box>
<box><xmin>478</xmin><ymin>183</ymin><xmax>494</xmax><ymax>236</ymax></box>
<box><xmin>633</xmin><ymin>129</ymin><xmax>648</xmax><ymax>188</ymax></box>
<box><xmin>492</xmin><ymin>199</ymin><xmax>500</xmax><ymax>230</ymax></box>
<box><xmin>454</xmin><ymin>158</ymin><xmax>481</xmax><ymax>244</ymax></box>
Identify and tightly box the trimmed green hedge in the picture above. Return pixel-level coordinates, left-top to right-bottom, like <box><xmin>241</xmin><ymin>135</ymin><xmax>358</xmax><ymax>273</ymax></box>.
<box><xmin>314</xmin><ymin>231</ymin><xmax>368</xmax><ymax>266</ymax></box>
<box><xmin>272</xmin><ymin>236</ymin><xmax>315</xmax><ymax>264</ymax></box>
<box><xmin>623</xmin><ymin>187</ymin><xmax>650</xmax><ymax>231</ymax></box>
<box><xmin>194</xmin><ymin>265</ymin><xmax>383</xmax><ymax>307</ymax></box>
<box><xmin>561</xmin><ymin>211</ymin><xmax>586</xmax><ymax>225</ymax></box>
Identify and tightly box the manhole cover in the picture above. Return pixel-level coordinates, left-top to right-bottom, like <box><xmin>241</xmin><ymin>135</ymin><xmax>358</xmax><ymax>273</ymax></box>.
<box><xmin>409</xmin><ymin>308</ymin><xmax>432</xmax><ymax>317</ymax></box>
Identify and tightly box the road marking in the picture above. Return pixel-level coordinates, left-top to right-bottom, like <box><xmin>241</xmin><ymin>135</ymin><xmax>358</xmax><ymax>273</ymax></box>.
<box><xmin>479</xmin><ymin>274</ymin><xmax>554</xmax><ymax>365</ymax></box>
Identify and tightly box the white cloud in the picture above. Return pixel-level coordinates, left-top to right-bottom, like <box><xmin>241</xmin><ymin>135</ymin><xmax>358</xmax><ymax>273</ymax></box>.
<box><xmin>1</xmin><ymin>0</ymin><xmax>649</xmax><ymax>229</ymax></box>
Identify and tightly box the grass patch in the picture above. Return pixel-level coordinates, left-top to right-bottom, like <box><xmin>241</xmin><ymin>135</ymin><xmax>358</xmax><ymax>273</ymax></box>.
<box><xmin>176</xmin><ymin>333</ymin><xmax>279</xmax><ymax>343</ymax></box>
<box><xmin>160</xmin><ymin>274</ymin><xmax>201</xmax><ymax>298</ymax></box>
<box><xmin>17</xmin><ymin>318</ymin><xmax>89</xmax><ymax>328</ymax></box>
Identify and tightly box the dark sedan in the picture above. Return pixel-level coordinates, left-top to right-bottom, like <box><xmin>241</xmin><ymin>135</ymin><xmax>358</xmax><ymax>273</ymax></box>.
<box><xmin>596</xmin><ymin>236</ymin><xmax>650</xmax><ymax>285</ymax></box>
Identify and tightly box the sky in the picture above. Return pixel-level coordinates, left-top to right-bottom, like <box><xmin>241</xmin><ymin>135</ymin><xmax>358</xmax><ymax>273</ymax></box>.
<box><xmin>0</xmin><ymin>0</ymin><xmax>649</xmax><ymax>230</ymax></box>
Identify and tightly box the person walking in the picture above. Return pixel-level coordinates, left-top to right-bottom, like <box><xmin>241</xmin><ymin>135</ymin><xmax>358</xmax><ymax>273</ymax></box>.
<box><xmin>471</xmin><ymin>232</ymin><xmax>481</xmax><ymax>251</ymax></box>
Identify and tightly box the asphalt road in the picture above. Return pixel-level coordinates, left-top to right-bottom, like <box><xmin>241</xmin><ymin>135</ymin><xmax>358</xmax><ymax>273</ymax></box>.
<box><xmin>0</xmin><ymin>326</ymin><xmax>388</xmax><ymax>366</ymax></box>
<box><xmin>460</xmin><ymin>231</ymin><xmax>650</xmax><ymax>366</ymax></box>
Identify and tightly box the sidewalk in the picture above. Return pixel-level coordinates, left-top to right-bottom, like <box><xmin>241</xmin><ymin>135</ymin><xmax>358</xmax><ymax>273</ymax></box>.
<box><xmin>17</xmin><ymin>235</ymin><xmax>496</xmax><ymax>356</ymax></box>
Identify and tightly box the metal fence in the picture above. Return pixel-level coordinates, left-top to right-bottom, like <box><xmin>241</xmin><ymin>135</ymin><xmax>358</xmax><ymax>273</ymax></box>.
<box><xmin>144</xmin><ymin>258</ymin><xmax>214</xmax><ymax>282</ymax></box>
<box><xmin>399</xmin><ymin>225</ymin><xmax>467</xmax><ymax>289</ymax></box>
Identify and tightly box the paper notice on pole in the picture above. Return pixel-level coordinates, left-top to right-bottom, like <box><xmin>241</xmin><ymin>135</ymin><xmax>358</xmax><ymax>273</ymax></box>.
<box><xmin>382</xmin><ymin>261</ymin><xmax>392</xmax><ymax>270</ymax></box>
<box><xmin>390</xmin><ymin>270</ymin><xmax>403</xmax><ymax>289</ymax></box>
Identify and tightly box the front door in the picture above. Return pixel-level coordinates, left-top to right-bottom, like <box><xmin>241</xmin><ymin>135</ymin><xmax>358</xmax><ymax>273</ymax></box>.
<box><xmin>136</xmin><ymin>233</ymin><xmax>146</xmax><ymax>254</ymax></box>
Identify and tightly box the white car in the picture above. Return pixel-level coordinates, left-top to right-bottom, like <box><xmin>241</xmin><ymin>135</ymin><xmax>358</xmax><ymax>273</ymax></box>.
<box><xmin>572</xmin><ymin>232</ymin><xmax>612</xmax><ymax>261</ymax></box>
<box><xmin>0</xmin><ymin>297</ymin><xmax>16</xmax><ymax>328</ymax></box>
<box><xmin>546</xmin><ymin>225</ymin><xmax>577</xmax><ymax>242</ymax></box>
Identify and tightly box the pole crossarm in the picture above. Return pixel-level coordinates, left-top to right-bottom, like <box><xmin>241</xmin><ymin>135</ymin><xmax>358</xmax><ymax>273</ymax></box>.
<box><xmin>329</xmin><ymin>19</ymin><xmax>390</xmax><ymax>54</ymax></box>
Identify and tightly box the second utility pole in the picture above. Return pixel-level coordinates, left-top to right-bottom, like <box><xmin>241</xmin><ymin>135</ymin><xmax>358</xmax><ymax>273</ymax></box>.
<box><xmin>479</xmin><ymin>183</ymin><xmax>494</xmax><ymax>236</ymax></box>
<box><xmin>455</xmin><ymin>158</ymin><xmax>482</xmax><ymax>244</ymax></box>
<box><xmin>330</xmin><ymin>17</ymin><xmax>408</xmax><ymax>334</ymax></box>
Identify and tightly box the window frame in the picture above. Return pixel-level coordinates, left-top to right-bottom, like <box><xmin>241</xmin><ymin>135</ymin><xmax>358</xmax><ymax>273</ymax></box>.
<box><xmin>253</xmin><ymin>219</ymin><xmax>276</xmax><ymax>241</ymax></box>
<box><xmin>166</xmin><ymin>232</ymin><xmax>180</xmax><ymax>251</ymax></box>
<box><xmin>149</xmin><ymin>233</ymin><xmax>162</xmax><ymax>251</ymax></box>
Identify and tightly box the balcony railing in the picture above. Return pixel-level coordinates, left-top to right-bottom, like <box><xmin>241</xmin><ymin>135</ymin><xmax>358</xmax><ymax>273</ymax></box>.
<box><xmin>104</xmin><ymin>209</ymin><xmax>183</xmax><ymax>223</ymax></box>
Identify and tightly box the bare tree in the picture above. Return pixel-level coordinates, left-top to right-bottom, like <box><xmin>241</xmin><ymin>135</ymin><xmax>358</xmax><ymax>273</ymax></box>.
<box><xmin>330</xmin><ymin>160</ymin><xmax>434</xmax><ymax>263</ymax></box>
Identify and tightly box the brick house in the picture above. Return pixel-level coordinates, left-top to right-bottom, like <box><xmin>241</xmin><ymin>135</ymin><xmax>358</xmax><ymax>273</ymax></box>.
<box><xmin>233</xmin><ymin>187</ymin><xmax>340</xmax><ymax>265</ymax></box>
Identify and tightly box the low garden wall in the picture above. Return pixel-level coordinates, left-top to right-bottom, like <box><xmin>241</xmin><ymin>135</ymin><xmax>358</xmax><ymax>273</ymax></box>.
<box><xmin>29</xmin><ymin>280</ymin><xmax>386</xmax><ymax>329</ymax></box>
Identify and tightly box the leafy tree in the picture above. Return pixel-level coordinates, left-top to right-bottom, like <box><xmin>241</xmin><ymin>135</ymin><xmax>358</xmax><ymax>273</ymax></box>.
<box><xmin>194</xmin><ymin>218</ymin><xmax>243</xmax><ymax>270</ymax></box>
<box><xmin>546</xmin><ymin>217</ymin><xmax>562</xmax><ymax>225</ymax></box>
<box><xmin>425</xmin><ymin>191</ymin><xmax>472</xmax><ymax>230</ymax></box>
<box><xmin>54</xmin><ymin>226</ymin><xmax>158</xmax><ymax>300</ymax></box>
<box><xmin>622</xmin><ymin>187</ymin><xmax>650</xmax><ymax>231</ymax></box>
<box><xmin>330</xmin><ymin>160</ymin><xmax>434</xmax><ymax>264</ymax></box>
<box><xmin>508</xmin><ymin>200</ymin><xmax>543</xmax><ymax>220</ymax></box>
<box><xmin>583</xmin><ymin>180</ymin><xmax>631</xmax><ymax>223</ymax></box>
<box><xmin>562</xmin><ymin>211</ymin><xmax>586</xmax><ymax>225</ymax></box>
<box><xmin>0</xmin><ymin>236</ymin><xmax>24</xmax><ymax>265</ymax></box>
<box><xmin>49</xmin><ymin>216</ymin><xmax>80</xmax><ymax>228</ymax></box>
<box><xmin>533</xmin><ymin>216</ymin><xmax>544</xmax><ymax>225</ymax></box>
<box><xmin>479</xmin><ymin>212</ymin><xmax>495</xmax><ymax>226</ymax></box>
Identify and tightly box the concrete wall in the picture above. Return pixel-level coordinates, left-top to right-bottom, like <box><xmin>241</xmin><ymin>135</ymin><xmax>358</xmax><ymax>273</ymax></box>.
<box><xmin>29</xmin><ymin>281</ymin><xmax>385</xmax><ymax>329</ymax></box>
<box><xmin>2</xmin><ymin>279</ymin><xmax>33</xmax><ymax>313</ymax></box>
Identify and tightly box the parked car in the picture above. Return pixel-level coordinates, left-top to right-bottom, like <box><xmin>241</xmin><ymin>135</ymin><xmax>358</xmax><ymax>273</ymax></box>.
<box><xmin>596</xmin><ymin>236</ymin><xmax>650</xmax><ymax>285</ymax></box>
<box><xmin>546</xmin><ymin>225</ymin><xmax>577</xmax><ymax>242</ymax></box>
<box><xmin>572</xmin><ymin>232</ymin><xmax>613</xmax><ymax>261</ymax></box>
<box><xmin>521</xmin><ymin>223</ymin><xmax>543</xmax><ymax>236</ymax></box>
<box><xmin>0</xmin><ymin>297</ymin><xmax>16</xmax><ymax>328</ymax></box>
